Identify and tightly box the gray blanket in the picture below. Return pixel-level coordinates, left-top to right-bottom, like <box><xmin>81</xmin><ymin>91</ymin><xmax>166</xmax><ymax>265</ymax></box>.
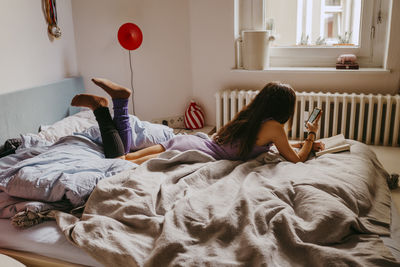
<box><xmin>54</xmin><ymin>142</ymin><xmax>399</xmax><ymax>266</ymax></box>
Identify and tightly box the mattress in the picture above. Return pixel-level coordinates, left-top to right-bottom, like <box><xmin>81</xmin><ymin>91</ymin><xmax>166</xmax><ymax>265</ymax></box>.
<box><xmin>0</xmin><ymin>219</ymin><xmax>102</xmax><ymax>266</ymax></box>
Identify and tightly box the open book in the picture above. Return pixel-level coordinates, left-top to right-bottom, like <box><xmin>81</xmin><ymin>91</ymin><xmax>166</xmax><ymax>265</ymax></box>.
<box><xmin>315</xmin><ymin>134</ymin><xmax>351</xmax><ymax>157</ymax></box>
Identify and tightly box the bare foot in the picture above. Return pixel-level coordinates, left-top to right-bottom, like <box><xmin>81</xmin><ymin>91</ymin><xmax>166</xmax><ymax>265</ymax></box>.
<box><xmin>71</xmin><ymin>94</ymin><xmax>108</xmax><ymax>110</ymax></box>
<box><xmin>92</xmin><ymin>78</ymin><xmax>131</xmax><ymax>99</ymax></box>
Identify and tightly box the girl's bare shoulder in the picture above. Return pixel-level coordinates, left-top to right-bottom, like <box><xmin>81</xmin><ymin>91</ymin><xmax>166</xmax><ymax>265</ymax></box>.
<box><xmin>260</xmin><ymin>119</ymin><xmax>283</xmax><ymax>131</ymax></box>
<box><xmin>256</xmin><ymin>119</ymin><xmax>285</xmax><ymax>145</ymax></box>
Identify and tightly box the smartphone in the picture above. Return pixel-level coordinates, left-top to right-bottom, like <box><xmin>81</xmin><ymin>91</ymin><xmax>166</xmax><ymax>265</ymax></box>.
<box><xmin>305</xmin><ymin>107</ymin><xmax>321</xmax><ymax>128</ymax></box>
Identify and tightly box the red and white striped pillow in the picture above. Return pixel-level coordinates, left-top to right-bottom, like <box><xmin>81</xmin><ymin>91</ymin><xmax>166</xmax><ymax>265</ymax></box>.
<box><xmin>184</xmin><ymin>101</ymin><xmax>205</xmax><ymax>129</ymax></box>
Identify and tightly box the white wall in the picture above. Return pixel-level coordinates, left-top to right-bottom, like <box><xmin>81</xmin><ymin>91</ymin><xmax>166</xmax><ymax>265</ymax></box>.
<box><xmin>189</xmin><ymin>0</ymin><xmax>400</xmax><ymax>125</ymax></box>
<box><xmin>2</xmin><ymin>0</ymin><xmax>399</xmax><ymax>127</ymax></box>
<box><xmin>71</xmin><ymin>0</ymin><xmax>193</xmax><ymax>121</ymax></box>
<box><xmin>0</xmin><ymin>0</ymin><xmax>78</xmax><ymax>95</ymax></box>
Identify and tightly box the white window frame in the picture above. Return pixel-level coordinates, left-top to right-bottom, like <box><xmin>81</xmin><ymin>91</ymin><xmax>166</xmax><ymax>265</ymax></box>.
<box><xmin>235</xmin><ymin>0</ymin><xmax>391</xmax><ymax>68</ymax></box>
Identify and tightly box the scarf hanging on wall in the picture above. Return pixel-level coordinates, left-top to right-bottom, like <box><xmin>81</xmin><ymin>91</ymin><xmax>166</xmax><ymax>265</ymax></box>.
<box><xmin>45</xmin><ymin>0</ymin><xmax>61</xmax><ymax>38</ymax></box>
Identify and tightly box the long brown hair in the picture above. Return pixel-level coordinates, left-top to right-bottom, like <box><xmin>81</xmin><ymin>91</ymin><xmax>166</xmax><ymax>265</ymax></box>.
<box><xmin>213</xmin><ymin>82</ymin><xmax>296</xmax><ymax>158</ymax></box>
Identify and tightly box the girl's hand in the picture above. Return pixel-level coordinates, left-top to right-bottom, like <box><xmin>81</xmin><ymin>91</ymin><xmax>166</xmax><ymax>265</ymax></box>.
<box><xmin>313</xmin><ymin>141</ymin><xmax>325</xmax><ymax>151</ymax></box>
<box><xmin>292</xmin><ymin>141</ymin><xmax>325</xmax><ymax>151</ymax></box>
<box><xmin>306</xmin><ymin>111</ymin><xmax>322</xmax><ymax>134</ymax></box>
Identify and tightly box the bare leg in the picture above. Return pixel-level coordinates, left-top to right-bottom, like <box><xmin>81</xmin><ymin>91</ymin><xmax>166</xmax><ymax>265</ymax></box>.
<box><xmin>130</xmin><ymin>153</ymin><xmax>163</xmax><ymax>165</ymax></box>
<box><xmin>125</xmin><ymin>145</ymin><xmax>165</xmax><ymax>160</ymax></box>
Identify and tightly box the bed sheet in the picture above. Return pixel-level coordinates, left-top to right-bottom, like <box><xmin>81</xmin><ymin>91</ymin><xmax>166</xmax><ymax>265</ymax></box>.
<box><xmin>0</xmin><ymin>219</ymin><xmax>101</xmax><ymax>266</ymax></box>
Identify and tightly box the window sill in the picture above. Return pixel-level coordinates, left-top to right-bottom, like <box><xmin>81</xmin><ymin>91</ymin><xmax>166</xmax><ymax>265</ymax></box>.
<box><xmin>231</xmin><ymin>67</ymin><xmax>391</xmax><ymax>74</ymax></box>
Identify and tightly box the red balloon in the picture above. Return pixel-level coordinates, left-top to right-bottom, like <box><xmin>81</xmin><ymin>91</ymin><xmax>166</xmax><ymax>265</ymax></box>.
<box><xmin>117</xmin><ymin>23</ymin><xmax>143</xmax><ymax>50</ymax></box>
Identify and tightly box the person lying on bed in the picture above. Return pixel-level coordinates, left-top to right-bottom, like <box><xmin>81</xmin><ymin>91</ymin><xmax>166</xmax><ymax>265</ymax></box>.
<box><xmin>71</xmin><ymin>79</ymin><xmax>323</xmax><ymax>164</ymax></box>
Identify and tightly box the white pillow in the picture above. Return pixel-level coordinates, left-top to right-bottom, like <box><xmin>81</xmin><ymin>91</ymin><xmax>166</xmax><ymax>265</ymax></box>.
<box><xmin>37</xmin><ymin>109</ymin><xmax>97</xmax><ymax>143</ymax></box>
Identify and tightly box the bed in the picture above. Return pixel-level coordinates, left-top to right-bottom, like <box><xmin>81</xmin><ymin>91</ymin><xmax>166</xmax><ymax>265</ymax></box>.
<box><xmin>0</xmin><ymin>77</ymin><xmax>399</xmax><ymax>266</ymax></box>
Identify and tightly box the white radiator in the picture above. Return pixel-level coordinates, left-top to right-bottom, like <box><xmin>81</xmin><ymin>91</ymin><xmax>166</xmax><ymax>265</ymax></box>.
<box><xmin>215</xmin><ymin>90</ymin><xmax>400</xmax><ymax>146</ymax></box>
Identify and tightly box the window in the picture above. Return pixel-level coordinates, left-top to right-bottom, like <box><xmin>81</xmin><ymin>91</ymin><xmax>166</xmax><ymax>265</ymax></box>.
<box><xmin>287</xmin><ymin>0</ymin><xmax>362</xmax><ymax>46</ymax></box>
<box><xmin>235</xmin><ymin>0</ymin><xmax>391</xmax><ymax>68</ymax></box>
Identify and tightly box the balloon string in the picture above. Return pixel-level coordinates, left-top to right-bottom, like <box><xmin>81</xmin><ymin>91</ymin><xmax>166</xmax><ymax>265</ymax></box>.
<box><xmin>129</xmin><ymin>50</ymin><xmax>135</xmax><ymax>115</ymax></box>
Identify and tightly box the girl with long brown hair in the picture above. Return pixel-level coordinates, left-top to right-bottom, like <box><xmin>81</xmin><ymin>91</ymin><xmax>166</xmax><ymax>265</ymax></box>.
<box><xmin>213</xmin><ymin>82</ymin><xmax>323</xmax><ymax>162</ymax></box>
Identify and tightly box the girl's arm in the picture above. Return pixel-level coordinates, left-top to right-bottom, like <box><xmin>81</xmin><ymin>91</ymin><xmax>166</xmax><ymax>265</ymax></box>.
<box><xmin>271</xmin><ymin>124</ymin><xmax>314</xmax><ymax>163</ymax></box>
<box><xmin>291</xmin><ymin>141</ymin><xmax>325</xmax><ymax>151</ymax></box>
<box><xmin>257</xmin><ymin>114</ymin><xmax>321</xmax><ymax>163</ymax></box>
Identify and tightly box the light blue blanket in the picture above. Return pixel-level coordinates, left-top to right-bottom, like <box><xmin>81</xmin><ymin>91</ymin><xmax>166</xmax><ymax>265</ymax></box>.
<box><xmin>0</xmin><ymin>115</ymin><xmax>177</xmax><ymax>219</ymax></box>
<box><xmin>0</xmin><ymin>134</ymin><xmax>136</xmax><ymax>218</ymax></box>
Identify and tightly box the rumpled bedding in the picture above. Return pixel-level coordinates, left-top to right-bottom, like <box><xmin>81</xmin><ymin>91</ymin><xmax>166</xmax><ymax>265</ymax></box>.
<box><xmin>54</xmin><ymin>141</ymin><xmax>399</xmax><ymax>267</ymax></box>
<box><xmin>0</xmin><ymin>134</ymin><xmax>135</xmax><ymax>219</ymax></box>
<box><xmin>0</xmin><ymin>112</ymin><xmax>176</xmax><ymax>222</ymax></box>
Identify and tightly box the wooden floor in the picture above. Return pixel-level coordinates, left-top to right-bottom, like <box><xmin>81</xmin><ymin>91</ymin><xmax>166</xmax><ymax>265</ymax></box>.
<box><xmin>0</xmin><ymin>248</ymin><xmax>86</xmax><ymax>267</ymax></box>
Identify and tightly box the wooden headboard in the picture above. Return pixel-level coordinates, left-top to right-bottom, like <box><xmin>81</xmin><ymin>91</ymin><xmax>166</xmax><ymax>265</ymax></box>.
<box><xmin>0</xmin><ymin>77</ymin><xmax>84</xmax><ymax>144</ymax></box>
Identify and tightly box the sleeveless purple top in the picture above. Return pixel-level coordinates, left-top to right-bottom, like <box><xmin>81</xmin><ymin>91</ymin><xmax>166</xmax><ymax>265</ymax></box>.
<box><xmin>160</xmin><ymin>118</ymin><xmax>273</xmax><ymax>160</ymax></box>
<box><xmin>160</xmin><ymin>135</ymin><xmax>271</xmax><ymax>160</ymax></box>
